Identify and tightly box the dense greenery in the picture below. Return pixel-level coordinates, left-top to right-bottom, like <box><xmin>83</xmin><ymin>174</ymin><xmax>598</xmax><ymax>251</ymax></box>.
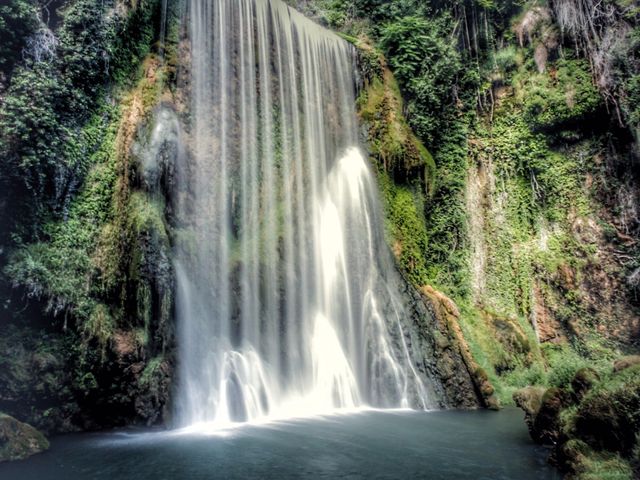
<box><xmin>0</xmin><ymin>0</ymin><xmax>39</xmax><ymax>78</ymax></box>
<box><xmin>0</xmin><ymin>0</ymin><xmax>177</xmax><ymax>432</ymax></box>
<box><xmin>0</xmin><ymin>0</ymin><xmax>161</xmax><ymax>248</ymax></box>
<box><xmin>0</xmin><ymin>1</ymin><xmax>638</xmax><ymax>477</ymax></box>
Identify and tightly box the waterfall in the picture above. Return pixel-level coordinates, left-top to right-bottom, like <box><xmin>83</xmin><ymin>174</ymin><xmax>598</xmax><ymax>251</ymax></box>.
<box><xmin>174</xmin><ymin>0</ymin><xmax>437</xmax><ymax>427</ymax></box>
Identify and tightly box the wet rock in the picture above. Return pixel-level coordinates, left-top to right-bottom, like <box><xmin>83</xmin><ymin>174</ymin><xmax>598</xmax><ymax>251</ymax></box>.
<box><xmin>420</xmin><ymin>285</ymin><xmax>499</xmax><ymax>409</ymax></box>
<box><xmin>0</xmin><ymin>414</ymin><xmax>49</xmax><ymax>462</ymax></box>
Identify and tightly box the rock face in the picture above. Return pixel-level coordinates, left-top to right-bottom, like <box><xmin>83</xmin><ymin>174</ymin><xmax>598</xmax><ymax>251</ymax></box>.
<box><xmin>387</xmin><ymin>279</ymin><xmax>476</xmax><ymax>408</ymax></box>
<box><xmin>0</xmin><ymin>414</ymin><xmax>49</xmax><ymax>462</ymax></box>
<box><xmin>420</xmin><ymin>285</ymin><xmax>499</xmax><ymax>409</ymax></box>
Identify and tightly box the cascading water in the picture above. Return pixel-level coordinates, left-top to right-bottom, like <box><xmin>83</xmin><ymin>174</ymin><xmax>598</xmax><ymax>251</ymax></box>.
<box><xmin>174</xmin><ymin>0</ymin><xmax>438</xmax><ymax>427</ymax></box>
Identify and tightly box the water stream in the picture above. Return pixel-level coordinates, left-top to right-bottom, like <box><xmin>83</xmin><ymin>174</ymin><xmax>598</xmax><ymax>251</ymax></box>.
<box><xmin>173</xmin><ymin>0</ymin><xmax>438</xmax><ymax>427</ymax></box>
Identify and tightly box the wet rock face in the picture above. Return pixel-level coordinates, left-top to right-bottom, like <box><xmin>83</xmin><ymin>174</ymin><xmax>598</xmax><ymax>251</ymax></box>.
<box><xmin>0</xmin><ymin>414</ymin><xmax>49</xmax><ymax>462</ymax></box>
<box><xmin>418</xmin><ymin>285</ymin><xmax>495</xmax><ymax>409</ymax></box>
<box><xmin>135</xmin><ymin>105</ymin><xmax>180</xmax><ymax>199</ymax></box>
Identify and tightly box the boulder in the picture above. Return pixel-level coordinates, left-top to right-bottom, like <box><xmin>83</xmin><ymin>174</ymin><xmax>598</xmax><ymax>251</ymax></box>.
<box><xmin>513</xmin><ymin>386</ymin><xmax>546</xmax><ymax>439</ymax></box>
<box><xmin>571</xmin><ymin>367</ymin><xmax>599</xmax><ymax>401</ymax></box>
<box><xmin>0</xmin><ymin>413</ymin><xmax>49</xmax><ymax>462</ymax></box>
<box><xmin>533</xmin><ymin>387</ymin><xmax>570</xmax><ymax>445</ymax></box>
<box><xmin>514</xmin><ymin>386</ymin><xmax>569</xmax><ymax>445</ymax></box>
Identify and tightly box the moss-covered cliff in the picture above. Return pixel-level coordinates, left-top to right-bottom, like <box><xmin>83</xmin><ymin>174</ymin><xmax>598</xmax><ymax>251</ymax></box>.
<box><xmin>0</xmin><ymin>0</ymin><xmax>180</xmax><ymax>433</ymax></box>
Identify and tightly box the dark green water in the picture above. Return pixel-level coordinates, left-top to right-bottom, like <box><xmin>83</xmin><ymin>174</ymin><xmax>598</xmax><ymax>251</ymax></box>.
<box><xmin>0</xmin><ymin>409</ymin><xmax>560</xmax><ymax>479</ymax></box>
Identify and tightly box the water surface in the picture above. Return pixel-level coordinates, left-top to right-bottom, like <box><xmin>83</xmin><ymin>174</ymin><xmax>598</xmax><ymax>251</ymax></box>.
<box><xmin>0</xmin><ymin>409</ymin><xmax>560</xmax><ymax>479</ymax></box>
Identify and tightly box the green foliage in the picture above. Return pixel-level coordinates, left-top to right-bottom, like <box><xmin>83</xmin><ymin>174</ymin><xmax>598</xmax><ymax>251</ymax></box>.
<box><xmin>521</xmin><ymin>59</ymin><xmax>602</xmax><ymax>132</ymax></box>
<box><xmin>493</xmin><ymin>45</ymin><xmax>521</xmax><ymax>75</ymax></box>
<box><xmin>83</xmin><ymin>303</ymin><xmax>115</xmax><ymax>357</ymax></box>
<box><xmin>140</xmin><ymin>356</ymin><xmax>164</xmax><ymax>388</ymax></box>
<box><xmin>379</xmin><ymin>15</ymin><xmax>468</xmax><ymax>146</ymax></box>
<box><xmin>542</xmin><ymin>343</ymin><xmax>604</xmax><ymax>389</ymax></box>
<box><xmin>613</xmin><ymin>26</ymin><xmax>640</xmax><ymax>136</ymax></box>
<box><xmin>0</xmin><ymin>0</ymin><xmax>162</xmax><ymax>249</ymax></box>
<box><xmin>5</xmin><ymin>242</ymin><xmax>93</xmax><ymax>318</ymax></box>
<box><xmin>574</xmin><ymin>364</ymin><xmax>640</xmax><ymax>454</ymax></box>
<box><xmin>423</xmin><ymin>116</ymin><xmax>471</xmax><ymax>297</ymax></box>
<box><xmin>0</xmin><ymin>325</ymin><xmax>77</xmax><ymax>432</ymax></box>
<box><xmin>358</xmin><ymin>71</ymin><xmax>435</xmax><ymax>180</ymax></box>
<box><xmin>4</xmin><ymin>101</ymin><xmax>119</xmax><ymax>318</ymax></box>
<box><xmin>0</xmin><ymin>0</ymin><xmax>39</xmax><ymax>77</ymax></box>
<box><xmin>563</xmin><ymin>439</ymin><xmax>634</xmax><ymax>480</ymax></box>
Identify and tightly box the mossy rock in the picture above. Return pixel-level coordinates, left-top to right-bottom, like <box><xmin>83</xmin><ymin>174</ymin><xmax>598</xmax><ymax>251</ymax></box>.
<box><xmin>613</xmin><ymin>356</ymin><xmax>640</xmax><ymax>373</ymax></box>
<box><xmin>0</xmin><ymin>414</ymin><xmax>49</xmax><ymax>462</ymax></box>
<box><xmin>514</xmin><ymin>386</ymin><xmax>569</xmax><ymax>444</ymax></box>
<box><xmin>558</xmin><ymin>439</ymin><xmax>634</xmax><ymax>479</ymax></box>
<box><xmin>574</xmin><ymin>365</ymin><xmax>640</xmax><ymax>455</ymax></box>
<box><xmin>533</xmin><ymin>387</ymin><xmax>571</xmax><ymax>445</ymax></box>
<box><xmin>513</xmin><ymin>386</ymin><xmax>547</xmax><ymax>417</ymax></box>
<box><xmin>358</xmin><ymin>66</ymin><xmax>435</xmax><ymax>190</ymax></box>
<box><xmin>571</xmin><ymin>367</ymin><xmax>600</xmax><ymax>401</ymax></box>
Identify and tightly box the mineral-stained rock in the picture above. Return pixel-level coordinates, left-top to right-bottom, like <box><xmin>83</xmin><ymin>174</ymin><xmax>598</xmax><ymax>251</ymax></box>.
<box><xmin>421</xmin><ymin>285</ymin><xmax>500</xmax><ymax>409</ymax></box>
<box><xmin>0</xmin><ymin>413</ymin><xmax>49</xmax><ymax>462</ymax></box>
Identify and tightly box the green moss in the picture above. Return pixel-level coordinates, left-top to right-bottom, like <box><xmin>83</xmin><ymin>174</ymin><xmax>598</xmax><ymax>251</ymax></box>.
<box><xmin>83</xmin><ymin>303</ymin><xmax>115</xmax><ymax>359</ymax></box>
<box><xmin>422</xmin><ymin>115</ymin><xmax>471</xmax><ymax>298</ymax></box>
<box><xmin>376</xmin><ymin>169</ymin><xmax>430</xmax><ymax>285</ymax></box>
<box><xmin>562</xmin><ymin>439</ymin><xmax>634</xmax><ymax>480</ymax></box>
<box><xmin>129</xmin><ymin>192</ymin><xmax>169</xmax><ymax>242</ymax></box>
<box><xmin>359</xmin><ymin>71</ymin><xmax>434</xmax><ymax>181</ymax></box>
<box><xmin>453</xmin><ymin>302</ymin><xmax>546</xmax><ymax>405</ymax></box>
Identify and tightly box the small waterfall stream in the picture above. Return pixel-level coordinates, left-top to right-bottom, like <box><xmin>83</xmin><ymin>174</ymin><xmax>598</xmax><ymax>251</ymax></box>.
<box><xmin>174</xmin><ymin>0</ymin><xmax>437</xmax><ymax>427</ymax></box>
